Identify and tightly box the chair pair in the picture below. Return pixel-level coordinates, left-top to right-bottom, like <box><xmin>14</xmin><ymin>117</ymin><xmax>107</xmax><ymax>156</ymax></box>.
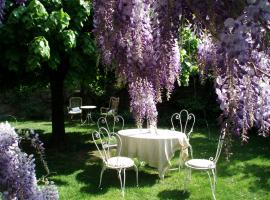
<box><xmin>92</xmin><ymin>127</ymin><xmax>138</xmax><ymax>197</ymax></box>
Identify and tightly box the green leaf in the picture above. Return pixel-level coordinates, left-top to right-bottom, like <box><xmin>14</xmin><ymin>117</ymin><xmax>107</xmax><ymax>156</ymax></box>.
<box><xmin>62</xmin><ymin>29</ymin><xmax>77</xmax><ymax>49</ymax></box>
<box><xmin>39</xmin><ymin>0</ymin><xmax>62</xmax><ymax>12</ymax></box>
<box><xmin>7</xmin><ymin>6</ymin><xmax>27</xmax><ymax>24</ymax></box>
<box><xmin>81</xmin><ymin>33</ymin><xmax>96</xmax><ymax>55</ymax></box>
<box><xmin>64</xmin><ymin>0</ymin><xmax>91</xmax><ymax>30</ymax></box>
<box><xmin>48</xmin><ymin>51</ymin><xmax>60</xmax><ymax>70</ymax></box>
<box><xmin>46</xmin><ymin>9</ymin><xmax>70</xmax><ymax>32</ymax></box>
<box><xmin>28</xmin><ymin>36</ymin><xmax>50</xmax><ymax>70</ymax></box>
<box><xmin>22</xmin><ymin>0</ymin><xmax>49</xmax><ymax>30</ymax></box>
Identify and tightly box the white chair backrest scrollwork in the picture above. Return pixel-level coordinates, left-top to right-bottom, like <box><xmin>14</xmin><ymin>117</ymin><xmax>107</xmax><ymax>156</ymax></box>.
<box><xmin>97</xmin><ymin>115</ymin><xmax>125</xmax><ymax>134</ymax></box>
<box><xmin>212</xmin><ymin>131</ymin><xmax>226</xmax><ymax>164</ymax></box>
<box><xmin>92</xmin><ymin>127</ymin><xmax>121</xmax><ymax>163</ymax></box>
<box><xmin>171</xmin><ymin>109</ymin><xmax>195</xmax><ymax>139</ymax></box>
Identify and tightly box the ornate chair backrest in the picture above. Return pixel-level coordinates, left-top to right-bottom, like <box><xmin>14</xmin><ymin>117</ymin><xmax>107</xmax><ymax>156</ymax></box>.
<box><xmin>69</xmin><ymin>97</ymin><xmax>82</xmax><ymax>108</ymax></box>
<box><xmin>171</xmin><ymin>109</ymin><xmax>195</xmax><ymax>139</ymax></box>
<box><xmin>109</xmin><ymin>97</ymin><xmax>120</xmax><ymax>114</ymax></box>
<box><xmin>213</xmin><ymin>132</ymin><xmax>226</xmax><ymax>164</ymax></box>
<box><xmin>97</xmin><ymin>115</ymin><xmax>125</xmax><ymax>133</ymax></box>
<box><xmin>92</xmin><ymin>127</ymin><xmax>121</xmax><ymax>163</ymax></box>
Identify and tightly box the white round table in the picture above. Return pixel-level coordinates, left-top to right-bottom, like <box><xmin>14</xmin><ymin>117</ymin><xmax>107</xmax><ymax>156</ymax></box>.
<box><xmin>118</xmin><ymin>128</ymin><xmax>190</xmax><ymax>179</ymax></box>
<box><xmin>80</xmin><ymin>105</ymin><xmax>96</xmax><ymax>125</ymax></box>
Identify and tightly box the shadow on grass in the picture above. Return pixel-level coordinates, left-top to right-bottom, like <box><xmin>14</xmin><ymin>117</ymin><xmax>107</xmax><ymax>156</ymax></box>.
<box><xmin>76</xmin><ymin>156</ymin><xmax>158</xmax><ymax>196</ymax></box>
<box><xmin>49</xmin><ymin>178</ymin><xmax>69</xmax><ymax>186</ymax></box>
<box><xmin>34</xmin><ymin>132</ymin><xmax>96</xmax><ymax>178</ymax></box>
<box><xmin>242</xmin><ymin>163</ymin><xmax>270</xmax><ymax>192</ymax></box>
<box><xmin>157</xmin><ymin>189</ymin><xmax>190</xmax><ymax>200</ymax></box>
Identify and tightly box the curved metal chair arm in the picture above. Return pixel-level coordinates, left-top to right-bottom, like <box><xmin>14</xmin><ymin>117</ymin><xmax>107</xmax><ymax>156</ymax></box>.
<box><xmin>100</xmin><ymin>107</ymin><xmax>110</xmax><ymax>114</ymax></box>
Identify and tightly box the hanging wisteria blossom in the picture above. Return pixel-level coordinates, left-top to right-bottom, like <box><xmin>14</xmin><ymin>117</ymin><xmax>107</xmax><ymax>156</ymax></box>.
<box><xmin>94</xmin><ymin>0</ymin><xmax>270</xmax><ymax>139</ymax></box>
<box><xmin>0</xmin><ymin>122</ymin><xmax>59</xmax><ymax>200</ymax></box>
<box><xmin>0</xmin><ymin>0</ymin><xmax>5</xmax><ymax>22</ymax></box>
<box><xmin>93</xmin><ymin>0</ymin><xmax>182</xmax><ymax>126</ymax></box>
<box><xmin>198</xmin><ymin>0</ymin><xmax>270</xmax><ymax>139</ymax></box>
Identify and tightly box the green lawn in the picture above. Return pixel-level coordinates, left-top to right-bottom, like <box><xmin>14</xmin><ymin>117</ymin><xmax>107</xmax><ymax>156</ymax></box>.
<box><xmin>13</xmin><ymin>121</ymin><xmax>270</xmax><ymax>200</ymax></box>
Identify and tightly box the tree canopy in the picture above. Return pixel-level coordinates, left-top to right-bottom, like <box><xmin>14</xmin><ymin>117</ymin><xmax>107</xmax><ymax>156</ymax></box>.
<box><xmin>0</xmin><ymin>0</ymin><xmax>96</xmax><ymax>143</ymax></box>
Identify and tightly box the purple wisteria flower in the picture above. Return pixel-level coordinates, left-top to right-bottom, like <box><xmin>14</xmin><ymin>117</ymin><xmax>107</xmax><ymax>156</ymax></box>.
<box><xmin>93</xmin><ymin>0</ymin><xmax>182</xmax><ymax>126</ymax></box>
<box><xmin>0</xmin><ymin>0</ymin><xmax>5</xmax><ymax>22</ymax></box>
<box><xmin>198</xmin><ymin>0</ymin><xmax>270</xmax><ymax>139</ymax></box>
<box><xmin>0</xmin><ymin>122</ymin><xmax>58</xmax><ymax>200</ymax></box>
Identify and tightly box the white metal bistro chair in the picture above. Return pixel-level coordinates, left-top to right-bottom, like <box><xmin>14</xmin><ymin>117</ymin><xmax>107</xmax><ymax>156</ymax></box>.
<box><xmin>184</xmin><ymin>132</ymin><xmax>226</xmax><ymax>200</ymax></box>
<box><xmin>67</xmin><ymin>97</ymin><xmax>82</xmax><ymax>121</ymax></box>
<box><xmin>100</xmin><ymin>97</ymin><xmax>120</xmax><ymax>116</ymax></box>
<box><xmin>170</xmin><ymin>109</ymin><xmax>195</xmax><ymax>170</ymax></box>
<box><xmin>92</xmin><ymin>127</ymin><xmax>138</xmax><ymax>197</ymax></box>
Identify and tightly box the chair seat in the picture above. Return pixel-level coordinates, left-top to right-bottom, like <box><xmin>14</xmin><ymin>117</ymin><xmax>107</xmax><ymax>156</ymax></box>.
<box><xmin>68</xmin><ymin>107</ymin><xmax>82</xmax><ymax>114</ymax></box>
<box><xmin>185</xmin><ymin>159</ymin><xmax>216</xmax><ymax>169</ymax></box>
<box><xmin>106</xmin><ymin>156</ymin><xmax>134</xmax><ymax>169</ymax></box>
<box><xmin>68</xmin><ymin>110</ymin><xmax>82</xmax><ymax>114</ymax></box>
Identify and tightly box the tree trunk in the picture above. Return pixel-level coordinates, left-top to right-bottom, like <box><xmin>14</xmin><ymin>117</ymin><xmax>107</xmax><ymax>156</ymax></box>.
<box><xmin>50</xmin><ymin>68</ymin><xmax>66</xmax><ymax>146</ymax></box>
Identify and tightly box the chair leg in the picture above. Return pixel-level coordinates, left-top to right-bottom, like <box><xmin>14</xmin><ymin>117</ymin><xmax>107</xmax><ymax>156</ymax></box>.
<box><xmin>98</xmin><ymin>166</ymin><xmax>107</xmax><ymax>188</ymax></box>
<box><xmin>134</xmin><ymin>165</ymin><xmax>139</xmax><ymax>187</ymax></box>
<box><xmin>188</xmin><ymin>168</ymin><xmax>192</xmax><ymax>180</ymax></box>
<box><xmin>122</xmin><ymin>169</ymin><xmax>126</xmax><ymax>197</ymax></box>
<box><xmin>178</xmin><ymin>152</ymin><xmax>182</xmax><ymax>172</ymax></box>
<box><xmin>183</xmin><ymin>167</ymin><xmax>190</xmax><ymax>191</ymax></box>
<box><xmin>212</xmin><ymin>168</ymin><xmax>216</xmax><ymax>191</ymax></box>
<box><xmin>214</xmin><ymin>168</ymin><xmax>217</xmax><ymax>185</ymax></box>
<box><xmin>117</xmin><ymin>169</ymin><xmax>123</xmax><ymax>196</ymax></box>
<box><xmin>207</xmin><ymin>170</ymin><xmax>216</xmax><ymax>200</ymax></box>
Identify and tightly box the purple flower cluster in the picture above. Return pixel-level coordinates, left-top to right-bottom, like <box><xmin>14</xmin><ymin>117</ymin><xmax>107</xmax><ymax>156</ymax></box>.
<box><xmin>93</xmin><ymin>0</ymin><xmax>182</xmax><ymax>126</ymax></box>
<box><xmin>0</xmin><ymin>122</ymin><xmax>58</xmax><ymax>200</ymax></box>
<box><xmin>198</xmin><ymin>0</ymin><xmax>270</xmax><ymax>139</ymax></box>
<box><xmin>0</xmin><ymin>0</ymin><xmax>5</xmax><ymax>22</ymax></box>
<box><xmin>197</xmin><ymin>33</ymin><xmax>219</xmax><ymax>79</ymax></box>
<box><xmin>129</xmin><ymin>78</ymin><xmax>158</xmax><ymax>127</ymax></box>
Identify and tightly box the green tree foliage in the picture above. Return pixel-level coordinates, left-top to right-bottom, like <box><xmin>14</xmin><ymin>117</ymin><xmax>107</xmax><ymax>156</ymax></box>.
<box><xmin>180</xmin><ymin>25</ymin><xmax>199</xmax><ymax>86</ymax></box>
<box><xmin>0</xmin><ymin>0</ymin><xmax>96</xmax><ymax>144</ymax></box>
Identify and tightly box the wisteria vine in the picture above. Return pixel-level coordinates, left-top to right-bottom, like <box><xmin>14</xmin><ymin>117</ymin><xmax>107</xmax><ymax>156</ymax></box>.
<box><xmin>93</xmin><ymin>0</ymin><xmax>182</xmax><ymax>127</ymax></box>
<box><xmin>198</xmin><ymin>0</ymin><xmax>270</xmax><ymax>140</ymax></box>
<box><xmin>94</xmin><ymin>0</ymin><xmax>270</xmax><ymax>138</ymax></box>
<box><xmin>0</xmin><ymin>122</ymin><xmax>58</xmax><ymax>200</ymax></box>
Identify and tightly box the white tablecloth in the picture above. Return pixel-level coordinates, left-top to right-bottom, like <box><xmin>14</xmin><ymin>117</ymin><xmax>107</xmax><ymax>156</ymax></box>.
<box><xmin>118</xmin><ymin>128</ymin><xmax>190</xmax><ymax>179</ymax></box>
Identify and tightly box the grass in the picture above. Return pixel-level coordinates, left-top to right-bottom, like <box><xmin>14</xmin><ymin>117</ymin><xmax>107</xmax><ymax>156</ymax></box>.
<box><xmin>12</xmin><ymin>120</ymin><xmax>270</xmax><ymax>200</ymax></box>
